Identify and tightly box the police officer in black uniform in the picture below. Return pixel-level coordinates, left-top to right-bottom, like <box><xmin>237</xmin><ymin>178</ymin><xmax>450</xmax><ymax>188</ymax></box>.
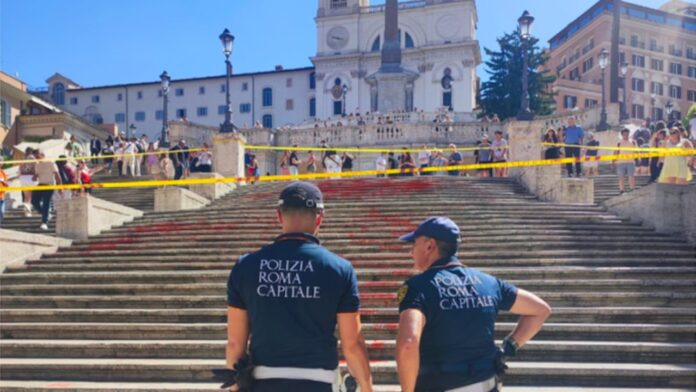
<box><xmin>224</xmin><ymin>182</ymin><xmax>374</xmax><ymax>392</ymax></box>
<box><xmin>395</xmin><ymin>217</ymin><xmax>551</xmax><ymax>392</ymax></box>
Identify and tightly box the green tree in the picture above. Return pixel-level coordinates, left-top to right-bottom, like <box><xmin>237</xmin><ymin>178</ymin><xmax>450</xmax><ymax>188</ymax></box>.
<box><xmin>684</xmin><ymin>103</ymin><xmax>696</xmax><ymax>130</ymax></box>
<box><xmin>479</xmin><ymin>31</ymin><xmax>556</xmax><ymax>121</ymax></box>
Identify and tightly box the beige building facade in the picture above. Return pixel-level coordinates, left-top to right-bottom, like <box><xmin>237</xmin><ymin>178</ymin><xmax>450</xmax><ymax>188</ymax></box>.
<box><xmin>547</xmin><ymin>0</ymin><xmax>696</xmax><ymax>123</ymax></box>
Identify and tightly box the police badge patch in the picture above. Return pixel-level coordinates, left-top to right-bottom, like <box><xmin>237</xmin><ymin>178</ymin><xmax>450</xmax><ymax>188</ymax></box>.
<box><xmin>397</xmin><ymin>285</ymin><xmax>408</xmax><ymax>304</ymax></box>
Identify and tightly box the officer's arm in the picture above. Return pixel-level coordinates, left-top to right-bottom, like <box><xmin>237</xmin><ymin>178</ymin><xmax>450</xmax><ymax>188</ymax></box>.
<box><xmin>337</xmin><ymin>312</ymin><xmax>374</xmax><ymax>392</ymax></box>
<box><xmin>226</xmin><ymin>306</ymin><xmax>249</xmax><ymax>369</ymax></box>
<box><xmin>507</xmin><ymin>288</ymin><xmax>552</xmax><ymax>347</ymax></box>
<box><xmin>396</xmin><ymin>309</ymin><xmax>426</xmax><ymax>392</ymax></box>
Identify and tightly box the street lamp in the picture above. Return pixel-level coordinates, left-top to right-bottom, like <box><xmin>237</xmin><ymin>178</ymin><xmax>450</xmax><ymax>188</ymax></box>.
<box><xmin>650</xmin><ymin>93</ymin><xmax>656</xmax><ymax>122</ymax></box>
<box><xmin>620</xmin><ymin>61</ymin><xmax>628</xmax><ymax>121</ymax></box>
<box><xmin>219</xmin><ymin>28</ymin><xmax>237</xmax><ymax>133</ymax></box>
<box><xmin>516</xmin><ymin>10</ymin><xmax>535</xmax><ymax>121</ymax></box>
<box><xmin>666</xmin><ymin>101</ymin><xmax>674</xmax><ymax>124</ymax></box>
<box><xmin>342</xmin><ymin>84</ymin><xmax>348</xmax><ymax>117</ymax></box>
<box><xmin>159</xmin><ymin>71</ymin><xmax>171</xmax><ymax>148</ymax></box>
<box><xmin>128</xmin><ymin>124</ymin><xmax>136</xmax><ymax>140</ymax></box>
<box><xmin>597</xmin><ymin>48</ymin><xmax>609</xmax><ymax>131</ymax></box>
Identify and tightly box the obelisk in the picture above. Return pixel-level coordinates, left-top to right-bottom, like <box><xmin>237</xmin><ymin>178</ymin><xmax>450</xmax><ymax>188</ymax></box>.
<box><xmin>366</xmin><ymin>0</ymin><xmax>419</xmax><ymax>112</ymax></box>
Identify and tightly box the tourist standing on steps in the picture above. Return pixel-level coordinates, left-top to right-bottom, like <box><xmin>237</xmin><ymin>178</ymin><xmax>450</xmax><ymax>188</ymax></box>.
<box><xmin>0</xmin><ymin>156</ymin><xmax>7</xmax><ymax>226</ymax></box>
<box><xmin>395</xmin><ymin>217</ymin><xmax>551</xmax><ymax>392</ymax></box>
<box><xmin>659</xmin><ymin>128</ymin><xmax>693</xmax><ymax>185</ymax></box>
<box><xmin>19</xmin><ymin>147</ymin><xmax>37</xmax><ymax>217</ymax></box>
<box><xmin>613</xmin><ymin>128</ymin><xmax>637</xmax><ymax>194</ymax></box>
<box><xmin>32</xmin><ymin>150</ymin><xmax>63</xmax><ymax>231</ymax></box>
<box><xmin>222</xmin><ymin>182</ymin><xmax>373</xmax><ymax>392</ymax></box>
<box><xmin>289</xmin><ymin>146</ymin><xmax>302</xmax><ymax>176</ymax></box>
<box><xmin>375</xmin><ymin>152</ymin><xmax>387</xmax><ymax>177</ymax></box>
<box><xmin>563</xmin><ymin>116</ymin><xmax>585</xmax><ymax>177</ymax></box>
<box><xmin>447</xmin><ymin>144</ymin><xmax>463</xmax><ymax>176</ymax></box>
<box><xmin>583</xmin><ymin>132</ymin><xmax>600</xmax><ymax>177</ymax></box>
<box><xmin>491</xmin><ymin>131</ymin><xmax>509</xmax><ymax>177</ymax></box>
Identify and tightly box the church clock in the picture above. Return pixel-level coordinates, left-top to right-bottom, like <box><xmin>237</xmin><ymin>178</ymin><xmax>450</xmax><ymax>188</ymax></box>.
<box><xmin>326</xmin><ymin>26</ymin><xmax>350</xmax><ymax>50</ymax></box>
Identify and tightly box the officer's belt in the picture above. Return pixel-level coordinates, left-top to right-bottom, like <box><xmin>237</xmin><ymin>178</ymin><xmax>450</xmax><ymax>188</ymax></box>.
<box><xmin>253</xmin><ymin>365</ymin><xmax>338</xmax><ymax>384</ymax></box>
<box><xmin>446</xmin><ymin>376</ymin><xmax>496</xmax><ymax>392</ymax></box>
<box><xmin>420</xmin><ymin>358</ymin><xmax>495</xmax><ymax>376</ymax></box>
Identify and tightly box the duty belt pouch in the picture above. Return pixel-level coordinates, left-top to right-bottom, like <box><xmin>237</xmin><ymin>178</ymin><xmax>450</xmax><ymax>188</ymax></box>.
<box><xmin>236</xmin><ymin>355</ymin><xmax>255</xmax><ymax>391</ymax></box>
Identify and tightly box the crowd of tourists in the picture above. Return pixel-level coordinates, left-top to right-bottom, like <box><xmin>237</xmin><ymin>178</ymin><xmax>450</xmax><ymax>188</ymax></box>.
<box><xmin>544</xmin><ymin>116</ymin><xmax>694</xmax><ymax>193</ymax></box>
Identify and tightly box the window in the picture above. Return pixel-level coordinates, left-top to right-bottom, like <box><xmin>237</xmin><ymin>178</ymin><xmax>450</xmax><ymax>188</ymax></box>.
<box><xmin>199</xmin><ymin>86</ymin><xmax>205</xmax><ymax>95</ymax></box>
<box><xmin>262</xmin><ymin>114</ymin><xmax>273</xmax><ymax>128</ymax></box>
<box><xmin>262</xmin><ymin>88</ymin><xmax>273</xmax><ymax>106</ymax></box>
<box><xmin>632</xmin><ymin>78</ymin><xmax>645</xmax><ymax>92</ymax></box>
<box><xmin>331</xmin><ymin>0</ymin><xmax>347</xmax><ymax>9</ymax></box>
<box><xmin>564</xmin><ymin>95</ymin><xmax>578</xmax><ymax>109</ymax></box>
<box><xmin>117</xmin><ymin>93</ymin><xmax>123</xmax><ymax>101</ymax></box>
<box><xmin>309</xmin><ymin>97</ymin><xmax>316</xmax><ymax>117</ymax></box>
<box><xmin>582</xmin><ymin>57</ymin><xmax>594</xmax><ymax>73</ymax></box>
<box><xmin>688</xmin><ymin>47</ymin><xmax>695</xmax><ymax>59</ymax></box>
<box><xmin>405</xmin><ymin>32</ymin><xmax>415</xmax><ymax>49</ymax></box>
<box><xmin>630</xmin><ymin>35</ymin><xmax>639</xmax><ymax>47</ymax></box>
<box><xmin>52</xmin><ymin>83</ymin><xmax>65</xmax><ymax>105</ymax></box>
<box><xmin>286</xmin><ymin>99</ymin><xmax>294</xmax><ymax>110</ymax></box>
<box><xmin>175</xmin><ymin>88</ymin><xmax>184</xmax><ymax>96</ymax></box>
<box><xmin>239</xmin><ymin>103</ymin><xmax>251</xmax><ymax>113</ymax></box>
<box><xmin>632</xmin><ymin>54</ymin><xmax>645</xmax><ymax>67</ymax></box>
<box><xmin>70</xmin><ymin>97</ymin><xmax>78</xmax><ymax>105</ymax></box>
<box><xmin>309</xmin><ymin>72</ymin><xmax>316</xmax><ymax>89</ymax></box>
<box><xmin>585</xmin><ymin>99</ymin><xmax>598</xmax><ymax>108</ymax></box>
<box><xmin>689</xmin><ymin>66</ymin><xmax>696</xmax><ymax>78</ymax></box>
<box><xmin>218</xmin><ymin>105</ymin><xmax>226</xmax><ymax>115</ymax></box>
<box><xmin>688</xmin><ymin>90</ymin><xmax>696</xmax><ymax>102</ymax></box>
<box><xmin>286</xmin><ymin>78</ymin><xmax>293</xmax><ymax>88</ymax></box>
<box><xmin>242</xmin><ymin>82</ymin><xmax>248</xmax><ymax>91</ymax></box>
<box><xmin>135</xmin><ymin>111</ymin><xmax>146</xmax><ymax>122</ymax></box>
<box><xmin>669</xmin><ymin>85</ymin><xmax>682</xmax><ymax>99</ymax></box>
<box><xmin>176</xmin><ymin>108</ymin><xmax>187</xmax><ymax>119</ymax></box>
<box><xmin>652</xmin><ymin>107</ymin><xmax>664</xmax><ymax>121</ymax></box>
<box><xmin>197</xmin><ymin>107</ymin><xmax>208</xmax><ymax>117</ymax></box>
<box><xmin>137</xmin><ymin>91</ymin><xmax>143</xmax><ymax>99</ymax></box>
<box><xmin>619</xmin><ymin>52</ymin><xmax>626</xmax><ymax>64</ymax></box>
<box><xmin>92</xmin><ymin>95</ymin><xmax>100</xmax><ymax>103</ymax></box>
<box><xmin>371</xmin><ymin>36</ymin><xmax>381</xmax><ymax>52</ymax></box>
<box><xmin>651</xmin><ymin>59</ymin><xmax>664</xmax><ymax>71</ymax></box>
<box><xmin>155</xmin><ymin>110</ymin><xmax>163</xmax><ymax>120</ymax></box>
<box><xmin>651</xmin><ymin>81</ymin><xmax>664</xmax><ymax>96</ymax></box>
<box><xmin>220</xmin><ymin>84</ymin><xmax>226</xmax><ymax>93</ymax></box>
<box><xmin>670</xmin><ymin>62</ymin><xmax>682</xmax><ymax>75</ymax></box>
<box><xmin>333</xmin><ymin>100</ymin><xmax>343</xmax><ymax>115</ymax></box>
<box><xmin>673</xmin><ymin>110</ymin><xmax>682</xmax><ymax>120</ymax></box>
<box><xmin>113</xmin><ymin>113</ymin><xmax>124</xmax><ymax>122</ymax></box>
<box><xmin>443</xmin><ymin>91</ymin><xmax>453</xmax><ymax>110</ymax></box>
<box><xmin>1</xmin><ymin>99</ymin><xmax>10</xmax><ymax>127</ymax></box>
<box><xmin>569</xmin><ymin>68</ymin><xmax>580</xmax><ymax>81</ymax></box>
<box><xmin>632</xmin><ymin>104</ymin><xmax>645</xmax><ymax>119</ymax></box>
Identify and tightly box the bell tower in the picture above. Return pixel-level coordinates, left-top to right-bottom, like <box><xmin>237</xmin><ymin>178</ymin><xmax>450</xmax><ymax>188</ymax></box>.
<box><xmin>317</xmin><ymin>0</ymin><xmax>369</xmax><ymax>17</ymax></box>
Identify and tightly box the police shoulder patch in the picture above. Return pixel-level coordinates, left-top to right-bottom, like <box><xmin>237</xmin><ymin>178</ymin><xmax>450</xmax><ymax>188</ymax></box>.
<box><xmin>397</xmin><ymin>284</ymin><xmax>409</xmax><ymax>304</ymax></box>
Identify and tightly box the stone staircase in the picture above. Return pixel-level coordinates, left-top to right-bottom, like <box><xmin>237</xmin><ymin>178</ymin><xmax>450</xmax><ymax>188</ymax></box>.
<box><xmin>0</xmin><ymin>174</ymin><xmax>156</xmax><ymax>235</ymax></box>
<box><xmin>1</xmin><ymin>176</ymin><xmax>695</xmax><ymax>391</ymax></box>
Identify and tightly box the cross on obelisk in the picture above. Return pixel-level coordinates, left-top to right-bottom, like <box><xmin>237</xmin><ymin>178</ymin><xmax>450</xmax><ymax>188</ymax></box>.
<box><xmin>380</xmin><ymin>0</ymin><xmax>402</xmax><ymax>72</ymax></box>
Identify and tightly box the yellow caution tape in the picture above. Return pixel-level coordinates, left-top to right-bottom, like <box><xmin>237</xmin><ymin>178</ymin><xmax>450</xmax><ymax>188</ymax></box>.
<box><xmin>542</xmin><ymin>142</ymin><xmax>694</xmax><ymax>152</ymax></box>
<box><xmin>4</xmin><ymin>149</ymin><xmax>694</xmax><ymax>192</ymax></box>
<box><xmin>2</xmin><ymin>147</ymin><xmax>209</xmax><ymax>166</ymax></box>
<box><xmin>244</xmin><ymin>144</ymin><xmax>507</xmax><ymax>153</ymax></box>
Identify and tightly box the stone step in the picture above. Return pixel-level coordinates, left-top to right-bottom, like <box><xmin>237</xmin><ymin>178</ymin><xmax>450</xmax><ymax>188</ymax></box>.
<box><xmin>1</xmin><ymin>339</ymin><xmax>694</xmax><ymax>364</ymax></box>
<box><xmin>0</xmin><ymin>382</ymin><xmax>691</xmax><ymax>392</ymax></box>
<box><xmin>2</xmin><ymin>307</ymin><xmax>693</xmax><ymax>325</ymax></box>
<box><xmin>2</xmin><ymin>322</ymin><xmax>694</xmax><ymax>342</ymax></box>
<box><xmin>0</xmin><ymin>358</ymin><xmax>694</xmax><ymax>387</ymax></box>
<box><xmin>4</xmin><ymin>279</ymin><xmax>694</xmax><ymax>296</ymax></box>
<box><xmin>3</xmin><ymin>267</ymin><xmax>695</xmax><ymax>286</ymax></box>
<box><xmin>1</xmin><ymin>291</ymin><xmax>694</xmax><ymax>309</ymax></box>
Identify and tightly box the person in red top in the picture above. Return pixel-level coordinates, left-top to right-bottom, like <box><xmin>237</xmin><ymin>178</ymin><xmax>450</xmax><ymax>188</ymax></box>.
<box><xmin>77</xmin><ymin>160</ymin><xmax>104</xmax><ymax>195</ymax></box>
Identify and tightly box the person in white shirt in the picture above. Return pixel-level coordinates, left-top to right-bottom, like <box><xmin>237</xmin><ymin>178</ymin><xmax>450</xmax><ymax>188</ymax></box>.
<box><xmin>375</xmin><ymin>152</ymin><xmax>387</xmax><ymax>177</ymax></box>
<box><xmin>196</xmin><ymin>143</ymin><xmax>213</xmax><ymax>173</ymax></box>
<box><xmin>124</xmin><ymin>139</ymin><xmax>138</xmax><ymax>177</ymax></box>
<box><xmin>417</xmin><ymin>145</ymin><xmax>432</xmax><ymax>176</ymax></box>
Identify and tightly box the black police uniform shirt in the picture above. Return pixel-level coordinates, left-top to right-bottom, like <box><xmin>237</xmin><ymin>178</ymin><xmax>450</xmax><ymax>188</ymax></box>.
<box><xmin>398</xmin><ymin>256</ymin><xmax>518</xmax><ymax>389</ymax></box>
<box><xmin>227</xmin><ymin>232</ymin><xmax>360</xmax><ymax>370</ymax></box>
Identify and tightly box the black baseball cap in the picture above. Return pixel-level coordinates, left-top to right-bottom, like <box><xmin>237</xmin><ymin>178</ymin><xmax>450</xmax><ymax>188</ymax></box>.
<box><xmin>278</xmin><ymin>182</ymin><xmax>324</xmax><ymax>210</ymax></box>
<box><xmin>399</xmin><ymin>217</ymin><xmax>461</xmax><ymax>244</ymax></box>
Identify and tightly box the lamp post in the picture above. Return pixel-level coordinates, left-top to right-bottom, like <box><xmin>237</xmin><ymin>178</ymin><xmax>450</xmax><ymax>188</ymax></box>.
<box><xmin>516</xmin><ymin>10</ymin><xmax>535</xmax><ymax>121</ymax></box>
<box><xmin>620</xmin><ymin>61</ymin><xmax>628</xmax><ymax>121</ymax></box>
<box><xmin>666</xmin><ymin>101</ymin><xmax>674</xmax><ymax>125</ymax></box>
<box><xmin>219</xmin><ymin>28</ymin><xmax>237</xmax><ymax>133</ymax></box>
<box><xmin>159</xmin><ymin>70</ymin><xmax>171</xmax><ymax>148</ymax></box>
<box><xmin>650</xmin><ymin>93</ymin><xmax>656</xmax><ymax>122</ymax></box>
<box><xmin>342</xmin><ymin>84</ymin><xmax>348</xmax><ymax>117</ymax></box>
<box><xmin>597</xmin><ymin>48</ymin><xmax>609</xmax><ymax>131</ymax></box>
<box><xmin>128</xmin><ymin>124</ymin><xmax>136</xmax><ymax>140</ymax></box>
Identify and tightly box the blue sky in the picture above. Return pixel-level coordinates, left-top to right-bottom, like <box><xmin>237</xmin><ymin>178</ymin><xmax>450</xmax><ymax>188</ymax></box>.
<box><xmin>1</xmin><ymin>0</ymin><xmax>666</xmax><ymax>89</ymax></box>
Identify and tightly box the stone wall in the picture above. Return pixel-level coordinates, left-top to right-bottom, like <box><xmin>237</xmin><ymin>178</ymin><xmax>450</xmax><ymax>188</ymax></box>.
<box><xmin>0</xmin><ymin>229</ymin><xmax>71</xmax><ymax>272</ymax></box>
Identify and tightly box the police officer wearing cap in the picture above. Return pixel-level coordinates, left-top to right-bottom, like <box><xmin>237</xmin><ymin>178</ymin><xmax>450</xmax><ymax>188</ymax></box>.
<box><xmin>395</xmin><ymin>217</ymin><xmax>551</xmax><ymax>392</ymax></box>
<box><xmin>224</xmin><ymin>182</ymin><xmax>374</xmax><ymax>392</ymax></box>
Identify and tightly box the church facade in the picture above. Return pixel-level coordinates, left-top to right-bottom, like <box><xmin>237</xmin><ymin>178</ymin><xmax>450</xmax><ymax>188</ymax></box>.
<box><xmin>36</xmin><ymin>0</ymin><xmax>480</xmax><ymax>140</ymax></box>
